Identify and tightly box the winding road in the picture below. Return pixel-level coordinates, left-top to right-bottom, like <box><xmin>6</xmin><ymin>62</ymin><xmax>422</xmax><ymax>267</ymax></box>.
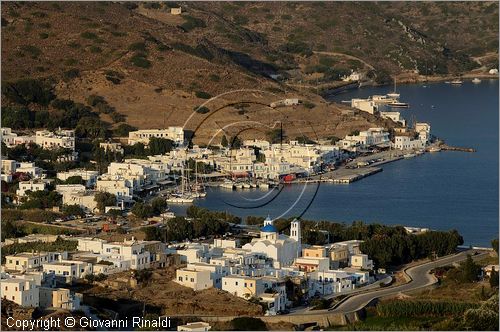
<box><xmin>330</xmin><ymin>249</ymin><xmax>489</xmax><ymax>313</ymax></box>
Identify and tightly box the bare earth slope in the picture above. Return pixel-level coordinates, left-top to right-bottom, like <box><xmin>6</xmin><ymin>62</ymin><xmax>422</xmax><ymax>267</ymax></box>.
<box><xmin>1</xmin><ymin>2</ymin><xmax>497</xmax><ymax>142</ymax></box>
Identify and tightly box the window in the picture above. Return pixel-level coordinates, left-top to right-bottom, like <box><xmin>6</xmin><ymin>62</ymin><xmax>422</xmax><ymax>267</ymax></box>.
<box><xmin>244</xmin><ymin>283</ymin><xmax>247</xmax><ymax>287</ymax></box>
<box><xmin>178</xmin><ymin>277</ymin><xmax>183</xmax><ymax>282</ymax></box>
<box><xmin>235</xmin><ymin>281</ymin><xmax>238</xmax><ymax>286</ymax></box>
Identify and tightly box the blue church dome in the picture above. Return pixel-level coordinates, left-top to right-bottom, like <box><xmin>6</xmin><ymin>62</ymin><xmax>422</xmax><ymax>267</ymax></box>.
<box><xmin>260</xmin><ymin>224</ymin><xmax>277</xmax><ymax>233</ymax></box>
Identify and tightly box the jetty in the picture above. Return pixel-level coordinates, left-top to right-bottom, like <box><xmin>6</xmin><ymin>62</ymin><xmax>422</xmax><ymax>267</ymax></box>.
<box><xmin>439</xmin><ymin>144</ymin><xmax>476</xmax><ymax>152</ymax></box>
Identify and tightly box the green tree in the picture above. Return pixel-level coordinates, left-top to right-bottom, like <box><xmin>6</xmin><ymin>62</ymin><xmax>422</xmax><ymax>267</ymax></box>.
<box><xmin>148</xmin><ymin>137</ymin><xmax>174</xmax><ymax>155</ymax></box>
<box><xmin>151</xmin><ymin>197</ymin><xmax>168</xmax><ymax>215</ymax></box>
<box><xmin>221</xmin><ymin>135</ymin><xmax>228</xmax><ymax>147</ymax></box>
<box><xmin>489</xmin><ymin>267</ymin><xmax>499</xmax><ymax>288</ymax></box>
<box><xmin>64</xmin><ymin>176</ymin><xmax>84</xmax><ymax>185</ymax></box>
<box><xmin>131</xmin><ymin>202</ymin><xmax>154</xmax><ymax>219</ymax></box>
<box><xmin>61</xmin><ymin>204</ymin><xmax>85</xmax><ymax>217</ymax></box>
<box><xmin>113</xmin><ymin>123</ymin><xmax>137</xmax><ymax>137</ymax></box>
<box><xmin>94</xmin><ymin>192</ymin><xmax>116</xmax><ymax>213</ymax></box>
<box><xmin>491</xmin><ymin>238</ymin><xmax>498</xmax><ymax>254</ymax></box>
<box><xmin>459</xmin><ymin>255</ymin><xmax>481</xmax><ymax>283</ymax></box>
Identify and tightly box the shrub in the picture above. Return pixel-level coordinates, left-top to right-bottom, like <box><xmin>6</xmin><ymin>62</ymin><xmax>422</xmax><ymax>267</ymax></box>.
<box><xmin>128</xmin><ymin>42</ymin><xmax>147</xmax><ymax>52</ymax></box>
<box><xmin>63</xmin><ymin>68</ymin><xmax>80</xmax><ymax>80</ymax></box>
<box><xmin>233</xmin><ymin>15</ymin><xmax>249</xmax><ymax>25</ymax></box>
<box><xmin>377</xmin><ymin>300</ymin><xmax>478</xmax><ymax>317</ymax></box>
<box><xmin>195</xmin><ymin>91</ymin><xmax>212</xmax><ymax>99</ymax></box>
<box><xmin>113</xmin><ymin>123</ymin><xmax>137</xmax><ymax>137</ymax></box>
<box><xmin>230</xmin><ymin>317</ymin><xmax>266</xmax><ymax>331</ymax></box>
<box><xmin>20</xmin><ymin>45</ymin><xmax>42</xmax><ymax>58</ymax></box>
<box><xmin>81</xmin><ymin>31</ymin><xmax>98</xmax><ymax>39</ymax></box>
<box><xmin>89</xmin><ymin>45</ymin><xmax>102</xmax><ymax>53</ymax></box>
<box><xmin>2</xmin><ymin>79</ymin><xmax>55</xmax><ymax>106</ymax></box>
<box><xmin>209</xmin><ymin>74</ymin><xmax>220</xmax><ymax>82</ymax></box>
<box><xmin>87</xmin><ymin>95</ymin><xmax>106</xmax><ymax>107</ymax></box>
<box><xmin>39</xmin><ymin>32</ymin><xmax>49</xmax><ymax>39</ymax></box>
<box><xmin>303</xmin><ymin>101</ymin><xmax>316</xmax><ymax>109</ymax></box>
<box><xmin>130</xmin><ymin>53</ymin><xmax>151</xmax><ymax>68</ymax></box>
<box><xmin>67</xmin><ymin>41</ymin><xmax>81</xmax><ymax>49</ymax></box>
<box><xmin>194</xmin><ymin>106</ymin><xmax>210</xmax><ymax>114</ymax></box>
<box><xmin>180</xmin><ymin>15</ymin><xmax>206</xmax><ymax>32</ymax></box>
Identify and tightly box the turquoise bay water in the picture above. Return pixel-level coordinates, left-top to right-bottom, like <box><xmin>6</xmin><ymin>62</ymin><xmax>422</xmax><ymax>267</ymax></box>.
<box><xmin>171</xmin><ymin>80</ymin><xmax>499</xmax><ymax>246</ymax></box>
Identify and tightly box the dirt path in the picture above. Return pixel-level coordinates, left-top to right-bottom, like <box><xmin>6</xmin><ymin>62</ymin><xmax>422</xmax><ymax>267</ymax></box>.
<box><xmin>313</xmin><ymin>51</ymin><xmax>375</xmax><ymax>70</ymax></box>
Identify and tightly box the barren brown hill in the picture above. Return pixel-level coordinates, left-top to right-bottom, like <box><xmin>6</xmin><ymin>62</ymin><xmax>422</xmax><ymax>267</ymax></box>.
<box><xmin>1</xmin><ymin>2</ymin><xmax>497</xmax><ymax>142</ymax></box>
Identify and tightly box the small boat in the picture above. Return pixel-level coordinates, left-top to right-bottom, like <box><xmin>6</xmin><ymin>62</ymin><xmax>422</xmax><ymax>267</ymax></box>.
<box><xmin>220</xmin><ymin>180</ymin><xmax>235</xmax><ymax>189</ymax></box>
<box><xmin>428</xmin><ymin>147</ymin><xmax>441</xmax><ymax>153</ymax></box>
<box><xmin>403</xmin><ymin>153</ymin><xmax>416</xmax><ymax>159</ymax></box>
<box><xmin>242</xmin><ymin>183</ymin><xmax>251</xmax><ymax>189</ymax></box>
<box><xmin>388</xmin><ymin>102</ymin><xmax>409</xmax><ymax>108</ymax></box>
<box><xmin>472</xmin><ymin>78</ymin><xmax>481</xmax><ymax>84</ymax></box>
<box><xmin>258</xmin><ymin>182</ymin><xmax>270</xmax><ymax>189</ymax></box>
<box><xmin>166</xmin><ymin>194</ymin><xmax>194</xmax><ymax>203</ymax></box>
<box><xmin>387</xmin><ymin>78</ymin><xmax>400</xmax><ymax>99</ymax></box>
<box><xmin>450</xmin><ymin>79</ymin><xmax>463</xmax><ymax>85</ymax></box>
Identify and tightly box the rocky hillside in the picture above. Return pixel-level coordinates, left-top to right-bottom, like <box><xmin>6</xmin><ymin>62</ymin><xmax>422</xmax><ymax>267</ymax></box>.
<box><xmin>1</xmin><ymin>1</ymin><xmax>497</xmax><ymax>142</ymax></box>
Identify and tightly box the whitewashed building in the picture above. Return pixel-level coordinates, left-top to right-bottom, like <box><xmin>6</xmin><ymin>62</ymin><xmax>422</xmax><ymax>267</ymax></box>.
<box><xmin>128</xmin><ymin>127</ymin><xmax>184</xmax><ymax>146</ymax></box>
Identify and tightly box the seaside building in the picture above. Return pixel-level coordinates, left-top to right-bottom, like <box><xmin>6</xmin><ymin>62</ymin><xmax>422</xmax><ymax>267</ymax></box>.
<box><xmin>175</xmin><ymin>268</ymin><xmax>212</xmax><ymax>291</ymax></box>
<box><xmin>177</xmin><ymin>322</ymin><xmax>211</xmax><ymax>332</ymax></box>
<box><xmin>242</xmin><ymin>217</ymin><xmax>301</xmax><ymax>268</ymax></box>
<box><xmin>1</xmin><ymin>127</ymin><xmax>35</xmax><ymax>147</ymax></box>
<box><xmin>393</xmin><ymin>135</ymin><xmax>424</xmax><ymax>150</ymax></box>
<box><xmin>380</xmin><ymin>111</ymin><xmax>406</xmax><ymax>127</ymax></box>
<box><xmin>35</xmin><ymin>129</ymin><xmax>75</xmax><ymax>151</ymax></box>
<box><xmin>415</xmin><ymin>123</ymin><xmax>431</xmax><ymax>143</ymax></box>
<box><xmin>57</xmin><ymin>169</ymin><xmax>99</xmax><ymax>187</ymax></box>
<box><xmin>96</xmin><ymin>175</ymin><xmax>134</xmax><ymax>203</ymax></box>
<box><xmin>16</xmin><ymin>180</ymin><xmax>47</xmax><ymax>198</ymax></box>
<box><xmin>100</xmin><ymin>142</ymin><xmax>124</xmax><ymax>154</ymax></box>
<box><xmin>128</xmin><ymin>127</ymin><xmax>184</xmax><ymax>146</ymax></box>
<box><xmin>351</xmin><ymin>98</ymin><xmax>378</xmax><ymax>114</ymax></box>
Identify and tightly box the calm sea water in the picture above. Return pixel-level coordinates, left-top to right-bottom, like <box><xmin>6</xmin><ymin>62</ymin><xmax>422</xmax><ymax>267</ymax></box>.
<box><xmin>171</xmin><ymin>80</ymin><xmax>499</xmax><ymax>246</ymax></box>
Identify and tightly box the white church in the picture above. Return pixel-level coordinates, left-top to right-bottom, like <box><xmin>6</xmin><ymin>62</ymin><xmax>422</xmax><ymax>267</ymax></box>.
<box><xmin>242</xmin><ymin>216</ymin><xmax>302</xmax><ymax>268</ymax></box>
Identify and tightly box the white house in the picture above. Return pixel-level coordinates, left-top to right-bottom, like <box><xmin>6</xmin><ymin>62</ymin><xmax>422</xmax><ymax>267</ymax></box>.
<box><xmin>350</xmin><ymin>254</ymin><xmax>373</xmax><ymax>270</ymax></box>
<box><xmin>242</xmin><ymin>217</ymin><xmax>301</xmax><ymax>268</ymax></box>
<box><xmin>380</xmin><ymin>111</ymin><xmax>406</xmax><ymax>127</ymax></box>
<box><xmin>177</xmin><ymin>322</ymin><xmax>211</xmax><ymax>332</ymax></box>
<box><xmin>221</xmin><ymin>275</ymin><xmax>263</xmax><ymax>299</ymax></box>
<box><xmin>0</xmin><ymin>278</ymin><xmax>39</xmax><ymax>307</ymax></box>
<box><xmin>351</xmin><ymin>98</ymin><xmax>378</xmax><ymax>114</ymax></box>
<box><xmin>175</xmin><ymin>268</ymin><xmax>212</xmax><ymax>291</ymax></box>
<box><xmin>128</xmin><ymin>127</ymin><xmax>184</xmax><ymax>146</ymax></box>
<box><xmin>393</xmin><ymin>136</ymin><xmax>424</xmax><ymax>150</ymax></box>
<box><xmin>57</xmin><ymin>169</ymin><xmax>99</xmax><ymax>187</ymax></box>
<box><xmin>35</xmin><ymin>129</ymin><xmax>75</xmax><ymax>151</ymax></box>
<box><xmin>415</xmin><ymin>123</ymin><xmax>431</xmax><ymax>144</ymax></box>
<box><xmin>96</xmin><ymin>175</ymin><xmax>133</xmax><ymax>203</ymax></box>
<box><xmin>16</xmin><ymin>180</ymin><xmax>47</xmax><ymax>198</ymax></box>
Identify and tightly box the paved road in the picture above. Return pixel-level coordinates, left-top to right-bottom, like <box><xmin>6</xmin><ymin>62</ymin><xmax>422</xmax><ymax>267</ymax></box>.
<box><xmin>330</xmin><ymin>249</ymin><xmax>488</xmax><ymax>313</ymax></box>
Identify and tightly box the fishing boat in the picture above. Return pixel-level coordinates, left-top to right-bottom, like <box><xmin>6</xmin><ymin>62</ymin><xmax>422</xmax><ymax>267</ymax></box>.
<box><xmin>472</xmin><ymin>78</ymin><xmax>481</xmax><ymax>84</ymax></box>
<box><xmin>450</xmin><ymin>79</ymin><xmax>463</xmax><ymax>85</ymax></box>
<box><xmin>258</xmin><ymin>182</ymin><xmax>269</xmax><ymax>189</ymax></box>
<box><xmin>220</xmin><ymin>180</ymin><xmax>235</xmax><ymax>189</ymax></box>
<box><xmin>388</xmin><ymin>102</ymin><xmax>410</xmax><ymax>108</ymax></box>
<box><xmin>403</xmin><ymin>153</ymin><xmax>416</xmax><ymax>159</ymax></box>
<box><xmin>166</xmin><ymin>194</ymin><xmax>194</xmax><ymax>203</ymax></box>
<box><xmin>428</xmin><ymin>146</ymin><xmax>442</xmax><ymax>153</ymax></box>
<box><xmin>387</xmin><ymin>78</ymin><xmax>400</xmax><ymax>99</ymax></box>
